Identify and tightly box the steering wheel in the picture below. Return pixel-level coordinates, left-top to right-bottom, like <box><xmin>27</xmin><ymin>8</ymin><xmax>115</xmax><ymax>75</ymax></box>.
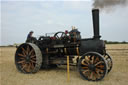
<box><xmin>54</xmin><ymin>32</ymin><xmax>66</xmax><ymax>40</ymax></box>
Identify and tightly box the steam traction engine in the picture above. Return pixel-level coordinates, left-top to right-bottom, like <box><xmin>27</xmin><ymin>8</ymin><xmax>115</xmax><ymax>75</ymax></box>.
<box><xmin>15</xmin><ymin>9</ymin><xmax>113</xmax><ymax>81</ymax></box>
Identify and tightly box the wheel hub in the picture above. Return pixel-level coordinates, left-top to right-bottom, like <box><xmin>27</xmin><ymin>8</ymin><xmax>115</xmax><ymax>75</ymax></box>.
<box><xmin>88</xmin><ymin>64</ymin><xmax>95</xmax><ymax>71</ymax></box>
<box><xmin>26</xmin><ymin>56</ymin><xmax>30</xmax><ymax>62</ymax></box>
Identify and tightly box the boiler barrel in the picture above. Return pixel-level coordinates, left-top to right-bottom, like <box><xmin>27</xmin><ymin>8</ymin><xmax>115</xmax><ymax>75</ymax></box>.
<box><xmin>80</xmin><ymin>39</ymin><xmax>105</xmax><ymax>55</ymax></box>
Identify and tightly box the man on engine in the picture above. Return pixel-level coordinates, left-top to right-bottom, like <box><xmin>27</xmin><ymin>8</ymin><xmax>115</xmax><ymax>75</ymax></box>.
<box><xmin>26</xmin><ymin>31</ymin><xmax>37</xmax><ymax>43</ymax></box>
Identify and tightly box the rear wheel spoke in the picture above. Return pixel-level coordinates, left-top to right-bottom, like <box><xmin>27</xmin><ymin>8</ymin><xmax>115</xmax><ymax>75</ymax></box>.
<box><xmin>30</xmin><ymin>55</ymin><xmax>36</xmax><ymax>58</ymax></box>
<box><xmin>31</xmin><ymin>58</ymin><xmax>36</xmax><ymax>60</ymax></box>
<box><xmin>31</xmin><ymin>62</ymin><xmax>34</xmax><ymax>70</ymax></box>
<box><xmin>26</xmin><ymin>46</ymin><xmax>30</xmax><ymax>55</ymax></box>
<box><xmin>18</xmin><ymin>53</ymin><xmax>25</xmax><ymax>57</ymax></box>
<box><xmin>22</xmin><ymin>64</ymin><xmax>27</xmax><ymax>70</ymax></box>
<box><xmin>29</xmin><ymin>49</ymin><xmax>34</xmax><ymax>56</ymax></box>
<box><xmin>18</xmin><ymin>60</ymin><xmax>25</xmax><ymax>64</ymax></box>
<box><xmin>19</xmin><ymin>57</ymin><xmax>25</xmax><ymax>60</ymax></box>
<box><xmin>26</xmin><ymin>63</ymin><xmax>31</xmax><ymax>72</ymax></box>
<box><xmin>21</xmin><ymin>47</ymin><xmax>27</xmax><ymax>55</ymax></box>
<box><xmin>31</xmin><ymin>60</ymin><xmax>36</xmax><ymax>63</ymax></box>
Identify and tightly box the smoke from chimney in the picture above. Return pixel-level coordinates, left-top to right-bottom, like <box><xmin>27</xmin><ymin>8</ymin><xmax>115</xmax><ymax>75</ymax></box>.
<box><xmin>93</xmin><ymin>0</ymin><xmax>128</xmax><ymax>10</ymax></box>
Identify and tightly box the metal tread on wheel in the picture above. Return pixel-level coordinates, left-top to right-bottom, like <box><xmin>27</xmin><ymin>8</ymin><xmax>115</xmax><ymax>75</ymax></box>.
<box><xmin>104</xmin><ymin>53</ymin><xmax>113</xmax><ymax>73</ymax></box>
<box><xmin>15</xmin><ymin>43</ymin><xmax>42</xmax><ymax>74</ymax></box>
<box><xmin>78</xmin><ymin>52</ymin><xmax>108</xmax><ymax>81</ymax></box>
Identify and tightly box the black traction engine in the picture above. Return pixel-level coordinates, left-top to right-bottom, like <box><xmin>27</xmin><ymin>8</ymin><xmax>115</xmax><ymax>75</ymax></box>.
<box><xmin>15</xmin><ymin>9</ymin><xmax>113</xmax><ymax>81</ymax></box>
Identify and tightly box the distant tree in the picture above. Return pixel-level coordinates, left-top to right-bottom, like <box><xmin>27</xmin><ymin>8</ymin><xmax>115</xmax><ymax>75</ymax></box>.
<box><xmin>121</xmin><ymin>41</ymin><xmax>127</xmax><ymax>44</ymax></box>
<box><xmin>104</xmin><ymin>40</ymin><xmax>107</xmax><ymax>43</ymax></box>
<box><xmin>13</xmin><ymin>43</ymin><xmax>17</xmax><ymax>46</ymax></box>
<box><xmin>105</xmin><ymin>40</ymin><xmax>128</xmax><ymax>44</ymax></box>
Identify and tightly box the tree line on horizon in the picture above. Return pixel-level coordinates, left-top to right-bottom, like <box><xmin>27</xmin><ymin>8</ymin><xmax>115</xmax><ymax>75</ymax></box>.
<box><xmin>104</xmin><ymin>40</ymin><xmax>128</xmax><ymax>44</ymax></box>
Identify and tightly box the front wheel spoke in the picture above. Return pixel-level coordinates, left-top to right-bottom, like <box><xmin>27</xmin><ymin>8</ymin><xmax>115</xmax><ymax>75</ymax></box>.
<box><xmin>89</xmin><ymin>71</ymin><xmax>93</xmax><ymax>79</ymax></box>
<box><xmin>84</xmin><ymin>57</ymin><xmax>90</xmax><ymax>64</ymax></box>
<box><xmin>87</xmin><ymin>71</ymin><xmax>91</xmax><ymax>79</ymax></box>
<box><xmin>82</xmin><ymin>66</ymin><xmax>88</xmax><ymax>69</ymax></box>
<box><xmin>86</xmin><ymin>56</ymin><xmax>91</xmax><ymax>61</ymax></box>
<box><xmin>95</xmin><ymin>70</ymin><xmax>102</xmax><ymax>79</ymax></box>
<box><xmin>92</xmin><ymin>72</ymin><xmax>97</xmax><ymax>80</ymax></box>
<box><xmin>95</xmin><ymin>61</ymin><xmax>104</xmax><ymax>66</ymax></box>
<box><xmin>84</xmin><ymin>59</ymin><xmax>90</xmax><ymax>64</ymax></box>
<box><xmin>81</xmin><ymin>59</ymin><xmax>88</xmax><ymax>66</ymax></box>
<box><xmin>95</xmin><ymin>68</ymin><xmax>104</xmax><ymax>73</ymax></box>
<box><xmin>82</xmin><ymin>69</ymin><xmax>90</xmax><ymax>75</ymax></box>
<box><xmin>96</xmin><ymin>65</ymin><xmax>105</xmax><ymax>68</ymax></box>
<box><xmin>91</xmin><ymin>56</ymin><xmax>95</xmax><ymax>64</ymax></box>
<box><xmin>94</xmin><ymin>57</ymin><xmax>99</xmax><ymax>64</ymax></box>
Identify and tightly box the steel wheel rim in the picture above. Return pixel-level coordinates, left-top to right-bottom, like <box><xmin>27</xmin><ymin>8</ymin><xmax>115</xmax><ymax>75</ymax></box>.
<box><xmin>78</xmin><ymin>52</ymin><xmax>107</xmax><ymax>81</ymax></box>
<box><xmin>15</xmin><ymin>43</ymin><xmax>42</xmax><ymax>73</ymax></box>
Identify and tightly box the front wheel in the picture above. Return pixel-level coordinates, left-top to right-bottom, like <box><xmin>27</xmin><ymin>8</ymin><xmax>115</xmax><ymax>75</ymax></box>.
<box><xmin>78</xmin><ymin>52</ymin><xmax>108</xmax><ymax>81</ymax></box>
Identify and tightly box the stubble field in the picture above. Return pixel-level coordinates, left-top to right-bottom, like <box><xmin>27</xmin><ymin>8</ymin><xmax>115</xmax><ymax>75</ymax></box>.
<box><xmin>0</xmin><ymin>44</ymin><xmax>128</xmax><ymax>85</ymax></box>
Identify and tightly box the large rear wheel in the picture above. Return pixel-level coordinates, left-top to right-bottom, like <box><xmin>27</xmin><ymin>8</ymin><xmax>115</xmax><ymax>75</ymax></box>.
<box><xmin>15</xmin><ymin>43</ymin><xmax>42</xmax><ymax>74</ymax></box>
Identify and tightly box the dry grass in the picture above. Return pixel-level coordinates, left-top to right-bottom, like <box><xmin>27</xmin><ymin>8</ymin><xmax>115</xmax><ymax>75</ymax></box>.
<box><xmin>0</xmin><ymin>44</ymin><xmax>128</xmax><ymax>85</ymax></box>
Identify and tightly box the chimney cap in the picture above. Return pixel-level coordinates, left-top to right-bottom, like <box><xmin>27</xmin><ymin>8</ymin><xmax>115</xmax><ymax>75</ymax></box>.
<box><xmin>92</xmin><ymin>8</ymin><xmax>99</xmax><ymax>11</ymax></box>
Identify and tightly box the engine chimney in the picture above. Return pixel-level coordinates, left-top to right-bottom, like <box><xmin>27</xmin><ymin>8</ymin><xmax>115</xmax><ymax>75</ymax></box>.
<box><xmin>92</xmin><ymin>9</ymin><xmax>101</xmax><ymax>39</ymax></box>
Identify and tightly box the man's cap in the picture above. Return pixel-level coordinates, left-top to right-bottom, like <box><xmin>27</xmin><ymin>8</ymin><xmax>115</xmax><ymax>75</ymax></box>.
<box><xmin>30</xmin><ymin>31</ymin><xmax>34</xmax><ymax>33</ymax></box>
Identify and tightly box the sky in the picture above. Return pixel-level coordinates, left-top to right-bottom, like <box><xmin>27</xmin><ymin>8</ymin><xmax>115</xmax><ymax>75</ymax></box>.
<box><xmin>1</xmin><ymin>0</ymin><xmax>128</xmax><ymax>45</ymax></box>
